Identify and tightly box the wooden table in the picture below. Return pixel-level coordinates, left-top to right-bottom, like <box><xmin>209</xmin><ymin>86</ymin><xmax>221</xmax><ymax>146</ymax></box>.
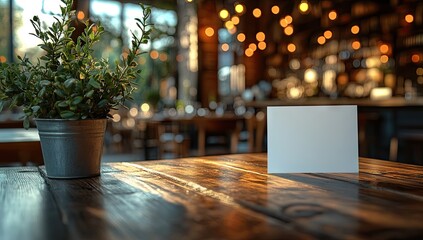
<box><xmin>0</xmin><ymin>128</ymin><xmax>43</xmax><ymax>166</ymax></box>
<box><xmin>1</xmin><ymin>153</ymin><xmax>422</xmax><ymax>239</ymax></box>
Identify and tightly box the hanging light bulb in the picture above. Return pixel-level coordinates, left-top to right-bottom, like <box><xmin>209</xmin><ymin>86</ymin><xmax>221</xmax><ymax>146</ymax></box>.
<box><xmin>234</xmin><ymin>3</ymin><xmax>245</xmax><ymax>14</ymax></box>
<box><xmin>328</xmin><ymin>10</ymin><xmax>337</xmax><ymax>20</ymax></box>
<box><xmin>299</xmin><ymin>0</ymin><xmax>309</xmax><ymax>13</ymax></box>
<box><xmin>219</xmin><ymin>9</ymin><xmax>230</xmax><ymax>20</ymax></box>
<box><xmin>253</xmin><ymin>8</ymin><xmax>262</xmax><ymax>18</ymax></box>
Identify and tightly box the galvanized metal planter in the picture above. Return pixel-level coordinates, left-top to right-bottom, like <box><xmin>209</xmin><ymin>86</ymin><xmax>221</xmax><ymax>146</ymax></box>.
<box><xmin>35</xmin><ymin>119</ymin><xmax>107</xmax><ymax>179</ymax></box>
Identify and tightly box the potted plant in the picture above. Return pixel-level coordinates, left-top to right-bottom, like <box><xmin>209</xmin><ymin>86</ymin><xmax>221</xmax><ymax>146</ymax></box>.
<box><xmin>0</xmin><ymin>0</ymin><xmax>151</xmax><ymax>178</ymax></box>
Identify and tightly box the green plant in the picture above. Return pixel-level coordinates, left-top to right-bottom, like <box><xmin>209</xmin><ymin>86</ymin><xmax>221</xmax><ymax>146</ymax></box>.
<box><xmin>0</xmin><ymin>0</ymin><xmax>151</xmax><ymax>128</ymax></box>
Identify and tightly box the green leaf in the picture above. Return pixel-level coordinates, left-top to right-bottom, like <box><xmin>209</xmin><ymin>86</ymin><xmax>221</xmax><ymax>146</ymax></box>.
<box><xmin>64</xmin><ymin>78</ymin><xmax>76</xmax><ymax>88</ymax></box>
<box><xmin>40</xmin><ymin>80</ymin><xmax>51</xmax><ymax>86</ymax></box>
<box><xmin>72</xmin><ymin>96</ymin><xmax>83</xmax><ymax>105</ymax></box>
<box><xmin>23</xmin><ymin>117</ymin><xmax>30</xmax><ymax>130</ymax></box>
<box><xmin>85</xmin><ymin>89</ymin><xmax>94</xmax><ymax>98</ymax></box>
<box><xmin>54</xmin><ymin>89</ymin><xmax>65</xmax><ymax>98</ymax></box>
<box><xmin>88</xmin><ymin>78</ymin><xmax>101</xmax><ymax>89</ymax></box>
<box><xmin>57</xmin><ymin>101</ymin><xmax>68</xmax><ymax>107</ymax></box>
<box><xmin>97</xmin><ymin>99</ymin><xmax>108</xmax><ymax>108</ymax></box>
<box><xmin>31</xmin><ymin>106</ymin><xmax>40</xmax><ymax>113</ymax></box>
<box><xmin>60</xmin><ymin>110</ymin><xmax>75</xmax><ymax>119</ymax></box>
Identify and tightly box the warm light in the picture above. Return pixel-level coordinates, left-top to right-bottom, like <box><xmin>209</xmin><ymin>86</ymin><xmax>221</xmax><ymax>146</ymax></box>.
<box><xmin>141</xmin><ymin>103</ymin><xmax>150</xmax><ymax>112</ymax></box>
<box><xmin>271</xmin><ymin>5</ymin><xmax>280</xmax><ymax>14</ymax></box>
<box><xmin>258</xmin><ymin>41</ymin><xmax>266</xmax><ymax>50</ymax></box>
<box><xmin>234</xmin><ymin>3</ymin><xmax>245</xmax><ymax>14</ymax></box>
<box><xmin>284</xmin><ymin>25</ymin><xmax>294</xmax><ymax>36</ymax></box>
<box><xmin>370</xmin><ymin>87</ymin><xmax>392</xmax><ymax>100</ymax></box>
<box><xmin>129</xmin><ymin>107</ymin><xmax>138</xmax><ymax>117</ymax></box>
<box><xmin>304</xmin><ymin>69</ymin><xmax>318</xmax><ymax>83</ymax></box>
<box><xmin>379</xmin><ymin>44</ymin><xmax>389</xmax><ymax>54</ymax></box>
<box><xmin>77</xmin><ymin>11</ymin><xmax>85</xmax><ymax>20</ymax></box>
<box><xmin>380</xmin><ymin>55</ymin><xmax>389</xmax><ymax>63</ymax></box>
<box><xmin>287</xmin><ymin>43</ymin><xmax>296</xmax><ymax>53</ymax></box>
<box><xmin>245</xmin><ymin>48</ymin><xmax>254</xmax><ymax>57</ymax></box>
<box><xmin>237</xmin><ymin>33</ymin><xmax>246</xmax><ymax>42</ymax></box>
<box><xmin>412</xmin><ymin>54</ymin><xmax>420</xmax><ymax>63</ymax></box>
<box><xmin>285</xmin><ymin>15</ymin><xmax>293</xmax><ymax>24</ymax></box>
<box><xmin>253</xmin><ymin>8</ymin><xmax>262</xmax><ymax>18</ymax></box>
<box><xmin>249</xmin><ymin>43</ymin><xmax>257</xmax><ymax>51</ymax></box>
<box><xmin>205</xmin><ymin>27</ymin><xmax>214</xmax><ymax>37</ymax></box>
<box><xmin>351</xmin><ymin>25</ymin><xmax>360</xmax><ymax>34</ymax></box>
<box><xmin>221</xmin><ymin>43</ymin><xmax>229</xmax><ymax>51</ymax></box>
<box><xmin>289</xmin><ymin>59</ymin><xmax>300</xmax><ymax>70</ymax></box>
<box><xmin>219</xmin><ymin>9</ymin><xmax>230</xmax><ymax>20</ymax></box>
<box><xmin>279</xmin><ymin>18</ymin><xmax>288</xmax><ymax>28</ymax></box>
<box><xmin>417</xmin><ymin>67</ymin><xmax>423</xmax><ymax>75</ymax></box>
<box><xmin>112</xmin><ymin>114</ymin><xmax>121</xmax><ymax>122</ymax></box>
<box><xmin>231</xmin><ymin>16</ymin><xmax>240</xmax><ymax>25</ymax></box>
<box><xmin>0</xmin><ymin>56</ymin><xmax>6</xmax><ymax>63</ymax></box>
<box><xmin>228</xmin><ymin>26</ymin><xmax>237</xmax><ymax>34</ymax></box>
<box><xmin>299</xmin><ymin>0</ymin><xmax>309</xmax><ymax>13</ymax></box>
<box><xmin>225</xmin><ymin>21</ymin><xmax>235</xmax><ymax>30</ymax></box>
<box><xmin>324</xmin><ymin>30</ymin><xmax>332</xmax><ymax>39</ymax></box>
<box><xmin>317</xmin><ymin>36</ymin><xmax>326</xmax><ymax>45</ymax></box>
<box><xmin>351</xmin><ymin>40</ymin><xmax>361</xmax><ymax>50</ymax></box>
<box><xmin>405</xmin><ymin>14</ymin><xmax>414</xmax><ymax>23</ymax></box>
<box><xmin>256</xmin><ymin>32</ymin><xmax>265</xmax><ymax>42</ymax></box>
<box><xmin>159</xmin><ymin>53</ymin><xmax>168</xmax><ymax>61</ymax></box>
<box><xmin>328</xmin><ymin>10</ymin><xmax>337</xmax><ymax>20</ymax></box>
<box><xmin>150</xmin><ymin>50</ymin><xmax>159</xmax><ymax>59</ymax></box>
<box><xmin>185</xmin><ymin>0</ymin><xmax>193</xmax><ymax>2</ymax></box>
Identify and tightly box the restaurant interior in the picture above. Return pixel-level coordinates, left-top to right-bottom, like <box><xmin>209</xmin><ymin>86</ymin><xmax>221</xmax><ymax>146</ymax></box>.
<box><xmin>1</xmin><ymin>0</ymin><xmax>423</xmax><ymax>166</ymax></box>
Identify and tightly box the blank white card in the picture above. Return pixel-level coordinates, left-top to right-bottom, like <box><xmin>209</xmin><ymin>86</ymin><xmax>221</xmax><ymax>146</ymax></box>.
<box><xmin>267</xmin><ymin>105</ymin><xmax>358</xmax><ymax>173</ymax></box>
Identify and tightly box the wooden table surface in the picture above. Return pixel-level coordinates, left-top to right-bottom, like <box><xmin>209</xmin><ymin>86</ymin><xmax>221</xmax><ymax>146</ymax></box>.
<box><xmin>1</xmin><ymin>153</ymin><xmax>422</xmax><ymax>239</ymax></box>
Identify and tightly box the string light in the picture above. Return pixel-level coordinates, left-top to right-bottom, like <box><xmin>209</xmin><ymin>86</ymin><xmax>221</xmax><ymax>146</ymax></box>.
<box><xmin>380</xmin><ymin>55</ymin><xmax>389</xmax><ymax>63</ymax></box>
<box><xmin>237</xmin><ymin>33</ymin><xmax>246</xmax><ymax>42</ymax></box>
<box><xmin>379</xmin><ymin>44</ymin><xmax>389</xmax><ymax>54</ymax></box>
<box><xmin>405</xmin><ymin>14</ymin><xmax>414</xmax><ymax>23</ymax></box>
<box><xmin>219</xmin><ymin>9</ymin><xmax>229</xmax><ymax>20</ymax></box>
<box><xmin>150</xmin><ymin>50</ymin><xmax>159</xmax><ymax>59</ymax></box>
<box><xmin>256</xmin><ymin>32</ymin><xmax>265</xmax><ymax>42</ymax></box>
<box><xmin>351</xmin><ymin>25</ymin><xmax>360</xmax><ymax>34</ymax></box>
<box><xmin>253</xmin><ymin>8</ymin><xmax>261</xmax><ymax>18</ymax></box>
<box><xmin>299</xmin><ymin>0</ymin><xmax>309</xmax><ymax>13</ymax></box>
<box><xmin>271</xmin><ymin>6</ymin><xmax>280</xmax><ymax>15</ymax></box>
<box><xmin>317</xmin><ymin>36</ymin><xmax>326</xmax><ymax>45</ymax></box>
<box><xmin>249</xmin><ymin>43</ymin><xmax>257</xmax><ymax>51</ymax></box>
<box><xmin>412</xmin><ymin>54</ymin><xmax>420</xmax><ymax>63</ymax></box>
<box><xmin>205</xmin><ymin>27</ymin><xmax>214</xmax><ymax>37</ymax></box>
<box><xmin>324</xmin><ymin>30</ymin><xmax>332</xmax><ymax>39</ymax></box>
<box><xmin>225</xmin><ymin>21</ymin><xmax>235</xmax><ymax>30</ymax></box>
<box><xmin>285</xmin><ymin>15</ymin><xmax>293</xmax><ymax>24</ymax></box>
<box><xmin>231</xmin><ymin>16</ymin><xmax>240</xmax><ymax>25</ymax></box>
<box><xmin>258</xmin><ymin>41</ymin><xmax>266</xmax><ymax>50</ymax></box>
<box><xmin>284</xmin><ymin>25</ymin><xmax>294</xmax><ymax>36</ymax></box>
<box><xmin>279</xmin><ymin>18</ymin><xmax>288</xmax><ymax>28</ymax></box>
<box><xmin>235</xmin><ymin>3</ymin><xmax>245</xmax><ymax>14</ymax></box>
<box><xmin>77</xmin><ymin>11</ymin><xmax>85</xmax><ymax>20</ymax></box>
<box><xmin>351</xmin><ymin>40</ymin><xmax>361</xmax><ymax>50</ymax></box>
<box><xmin>328</xmin><ymin>10</ymin><xmax>337</xmax><ymax>20</ymax></box>
<box><xmin>221</xmin><ymin>43</ymin><xmax>229</xmax><ymax>51</ymax></box>
<box><xmin>287</xmin><ymin>43</ymin><xmax>296</xmax><ymax>52</ymax></box>
<box><xmin>245</xmin><ymin>48</ymin><xmax>254</xmax><ymax>57</ymax></box>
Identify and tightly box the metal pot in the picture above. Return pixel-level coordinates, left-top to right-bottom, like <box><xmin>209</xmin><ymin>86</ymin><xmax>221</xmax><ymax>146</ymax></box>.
<box><xmin>35</xmin><ymin>119</ymin><xmax>107</xmax><ymax>179</ymax></box>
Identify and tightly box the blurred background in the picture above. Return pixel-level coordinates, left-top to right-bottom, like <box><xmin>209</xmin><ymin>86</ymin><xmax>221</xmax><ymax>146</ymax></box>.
<box><xmin>1</xmin><ymin>0</ymin><xmax>422</xmax><ymax>165</ymax></box>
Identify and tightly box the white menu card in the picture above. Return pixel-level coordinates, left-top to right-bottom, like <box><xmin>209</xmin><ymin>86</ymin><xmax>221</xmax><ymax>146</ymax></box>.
<box><xmin>267</xmin><ymin>105</ymin><xmax>359</xmax><ymax>173</ymax></box>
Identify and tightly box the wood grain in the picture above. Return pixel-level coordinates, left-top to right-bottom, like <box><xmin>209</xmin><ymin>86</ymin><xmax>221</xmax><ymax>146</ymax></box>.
<box><xmin>1</xmin><ymin>153</ymin><xmax>423</xmax><ymax>239</ymax></box>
